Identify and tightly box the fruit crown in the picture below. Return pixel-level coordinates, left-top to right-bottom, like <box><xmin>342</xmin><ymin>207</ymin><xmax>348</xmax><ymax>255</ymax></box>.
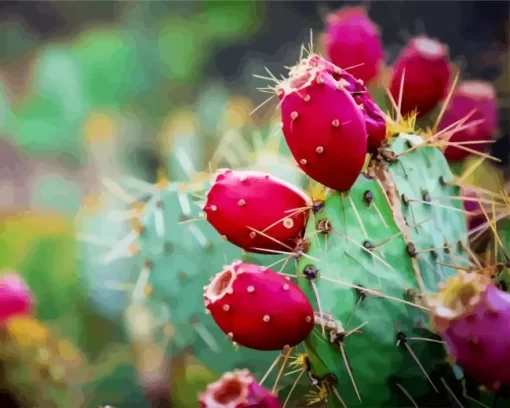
<box><xmin>427</xmin><ymin>271</ymin><xmax>490</xmax><ymax>331</ymax></box>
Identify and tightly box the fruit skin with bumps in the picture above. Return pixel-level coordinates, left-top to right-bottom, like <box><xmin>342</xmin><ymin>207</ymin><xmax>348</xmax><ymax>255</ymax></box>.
<box><xmin>0</xmin><ymin>272</ymin><xmax>32</xmax><ymax>322</ymax></box>
<box><xmin>278</xmin><ymin>61</ymin><xmax>368</xmax><ymax>192</ymax></box>
<box><xmin>199</xmin><ymin>369</ymin><xmax>281</xmax><ymax>408</ymax></box>
<box><xmin>439</xmin><ymin>80</ymin><xmax>498</xmax><ymax>162</ymax></box>
<box><xmin>427</xmin><ymin>271</ymin><xmax>510</xmax><ymax>390</ymax></box>
<box><xmin>204</xmin><ymin>261</ymin><xmax>314</xmax><ymax>351</ymax></box>
<box><xmin>204</xmin><ymin>169</ymin><xmax>311</xmax><ymax>253</ymax></box>
<box><xmin>390</xmin><ymin>36</ymin><xmax>451</xmax><ymax>118</ymax></box>
<box><xmin>306</xmin><ymin>54</ymin><xmax>387</xmax><ymax>151</ymax></box>
<box><xmin>324</xmin><ymin>5</ymin><xmax>384</xmax><ymax>85</ymax></box>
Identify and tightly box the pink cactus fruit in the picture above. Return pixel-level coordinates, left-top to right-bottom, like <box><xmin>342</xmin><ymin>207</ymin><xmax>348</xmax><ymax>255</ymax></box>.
<box><xmin>0</xmin><ymin>272</ymin><xmax>33</xmax><ymax>323</ymax></box>
<box><xmin>439</xmin><ymin>81</ymin><xmax>498</xmax><ymax>162</ymax></box>
<box><xmin>305</xmin><ymin>54</ymin><xmax>386</xmax><ymax>151</ymax></box>
<box><xmin>278</xmin><ymin>57</ymin><xmax>368</xmax><ymax>192</ymax></box>
<box><xmin>199</xmin><ymin>369</ymin><xmax>281</xmax><ymax>408</ymax></box>
<box><xmin>427</xmin><ymin>271</ymin><xmax>510</xmax><ymax>390</ymax></box>
<box><xmin>462</xmin><ymin>189</ymin><xmax>485</xmax><ymax>231</ymax></box>
<box><xmin>203</xmin><ymin>261</ymin><xmax>314</xmax><ymax>351</ymax></box>
<box><xmin>204</xmin><ymin>169</ymin><xmax>311</xmax><ymax>253</ymax></box>
<box><xmin>324</xmin><ymin>5</ymin><xmax>384</xmax><ymax>85</ymax></box>
<box><xmin>389</xmin><ymin>36</ymin><xmax>451</xmax><ymax>118</ymax></box>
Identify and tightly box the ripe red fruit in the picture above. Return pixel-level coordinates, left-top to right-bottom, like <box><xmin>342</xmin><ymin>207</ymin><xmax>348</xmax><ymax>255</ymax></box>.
<box><xmin>204</xmin><ymin>261</ymin><xmax>314</xmax><ymax>351</ymax></box>
<box><xmin>278</xmin><ymin>58</ymin><xmax>368</xmax><ymax>192</ymax></box>
<box><xmin>0</xmin><ymin>272</ymin><xmax>32</xmax><ymax>323</ymax></box>
<box><xmin>427</xmin><ymin>272</ymin><xmax>510</xmax><ymax>390</ymax></box>
<box><xmin>439</xmin><ymin>81</ymin><xmax>498</xmax><ymax>162</ymax></box>
<box><xmin>324</xmin><ymin>5</ymin><xmax>384</xmax><ymax>85</ymax></box>
<box><xmin>199</xmin><ymin>369</ymin><xmax>281</xmax><ymax>408</ymax></box>
<box><xmin>305</xmin><ymin>54</ymin><xmax>386</xmax><ymax>151</ymax></box>
<box><xmin>389</xmin><ymin>36</ymin><xmax>451</xmax><ymax>118</ymax></box>
<box><xmin>204</xmin><ymin>169</ymin><xmax>311</xmax><ymax>253</ymax></box>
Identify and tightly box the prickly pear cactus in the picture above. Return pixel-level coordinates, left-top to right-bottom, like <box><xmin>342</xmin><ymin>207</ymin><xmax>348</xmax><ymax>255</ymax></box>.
<box><xmin>296</xmin><ymin>133</ymin><xmax>470</xmax><ymax>406</ymax></box>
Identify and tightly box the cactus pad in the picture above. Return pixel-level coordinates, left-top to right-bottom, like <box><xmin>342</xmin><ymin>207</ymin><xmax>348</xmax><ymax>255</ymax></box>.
<box><xmin>296</xmin><ymin>133</ymin><xmax>469</xmax><ymax>406</ymax></box>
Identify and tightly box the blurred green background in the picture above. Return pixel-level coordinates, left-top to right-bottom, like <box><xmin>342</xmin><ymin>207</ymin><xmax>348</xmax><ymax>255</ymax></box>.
<box><xmin>0</xmin><ymin>1</ymin><xmax>508</xmax><ymax>407</ymax></box>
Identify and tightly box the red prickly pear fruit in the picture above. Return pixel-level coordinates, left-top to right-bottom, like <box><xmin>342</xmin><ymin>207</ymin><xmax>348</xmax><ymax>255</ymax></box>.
<box><xmin>304</xmin><ymin>54</ymin><xmax>386</xmax><ymax>151</ymax></box>
<box><xmin>427</xmin><ymin>271</ymin><xmax>510</xmax><ymax>390</ymax></box>
<box><xmin>323</xmin><ymin>5</ymin><xmax>384</xmax><ymax>85</ymax></box>
<box><xmin>203</xmin><ymin>261</ymin><xmax>314</xmax><ymax>351</ymax></box>
<box><xmin>278</xmin><ymin>59</ymin><xmax>368</xmax><ymax>192</ymax></box>
<box><xmin>389</xmin><ymin>36</ymin><xmax>451</xmax><ymax>118</ymax></box>
<box><xmin>439</xmin><ymin>81</ymin><xmax>498</xmax><ymax>163</ymax></box>
<box><xmin>0</xmin><ymin>272</ymin><xmax>32</xmax><ymax>323</ymax></box>
<box><xmin>204</xmin><ymin>169</ymin><xmax>311</xmax><ymax>253</ymax></box>
<box><xmin>199</xmin><ymin>369</ymin><xmax>281</xmax><ymax>408</ymax></box>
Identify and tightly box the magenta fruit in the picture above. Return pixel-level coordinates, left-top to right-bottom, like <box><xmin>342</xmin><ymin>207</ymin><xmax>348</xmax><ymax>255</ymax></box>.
<box><xmin>389</xmin><ymin>36</ymin><xmax>451</xmax><ymax>118</ymax></box>
<box><xmin>323</xmin><ymin>5</ymin><xmax>384</xmax><ymax>85</ymax></box>
<box><xmin>439</xmin><ymin>80</ymin><xmax>498</xmax><ymax>162</ymax></box>
<box><xmin>204</xmin><ymin>169</ymin><xmax>311</xmax><ymax>253</ymax></box>
<box><xmin>427</xmin><ymin>271</ymin><xmax>510</xmax><ymax>390</ymax></box>
<box><xmin>0</xmin><ymin>272</ymin><xmax>32</xmax><ymax>323</ymax></box>
<box><xmin>203</xmin><ymin>261</ymin><xmax>314</xmax><ymax>351</ymax></box>
<box><xmin>199</xmin><ymin>369</ymin><xmax>281</xmax><ymax>408</ymax></box>
<box><xmin>278</xmin><ymin>58</ymin><xmax>368</xmax><ymax>191</ymax></box>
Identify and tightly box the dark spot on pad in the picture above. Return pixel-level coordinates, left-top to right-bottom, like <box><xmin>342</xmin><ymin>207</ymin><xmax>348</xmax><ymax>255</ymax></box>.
<box><xmin>401</xmin><ymin>194</ymin><xmax>410</xmax><ymax>206</ymax></box>
<box><xmin>363</xmin><ymin>190</ymin><xmax>373</xmax><ymax>205</ymax></box>
<box><xmin>303</xmin><ymin>265</ymin><xmax>318</xmax><ymax>280</ymax></box>
<box><xmin>421</xmin><ymin>189</ymin><xmax>431</xmax><ymax>202</ymax></box>
<box><xmin>317</xmin><ymin>219</ymin><xmax>332</xmax><ymax>234</ymax></box>
<box><xmin>164</xmin><ymin>242</ymin><xmax>174</xmax><ymax>254</ymax></box>
<box><xmin>443</xmin><ymin>244</ymin><xmax>450</xmax><ymax>254</ymax></box>
<box><xmin>361</xmin><ymin>172</ymin><xmax>374</xmax><ymax>180</ymax></box>
<box><xmin>439</xmin><ymin>176</ymin><xmax>446</xmax><ymax>186</ymax></box>
<box><xmin>406</xmin><ymin>243</ymin><xmax>417</xmax><ymax>257</ymax></box>
<box><xmin>430</xmin><ymin>250</ymin><xmax>438</xmax><ymax>260</ymax></box>
<box><xmin>312</xmin><ymin>200</ymin><xmax>325</xmax><ymax>213</ymax></box>
<box><xmin>362</xmin><ymin>240</ymin><xmax>374</xmax><ymax>250</ymax></box>
<box><xmin>177</xmin><ymin>272</ymin><xmax>187</xmax><ymax>281</ymax></box>
<box><xmin>355</xmin><ymin>284</ymin><xmax>367</xmax><ymax>300</ymax></box>
<box><xmin>396</xmin><ymin>331</ymin><xmax>407</xmax><ymax>346</ymax></box>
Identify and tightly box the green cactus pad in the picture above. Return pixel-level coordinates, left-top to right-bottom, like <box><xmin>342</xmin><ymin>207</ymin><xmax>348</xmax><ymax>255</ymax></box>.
<box><xmin>296</xmin><ymin>134</ymin><xmax>469</xmax><ymax>407</ymax></box>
